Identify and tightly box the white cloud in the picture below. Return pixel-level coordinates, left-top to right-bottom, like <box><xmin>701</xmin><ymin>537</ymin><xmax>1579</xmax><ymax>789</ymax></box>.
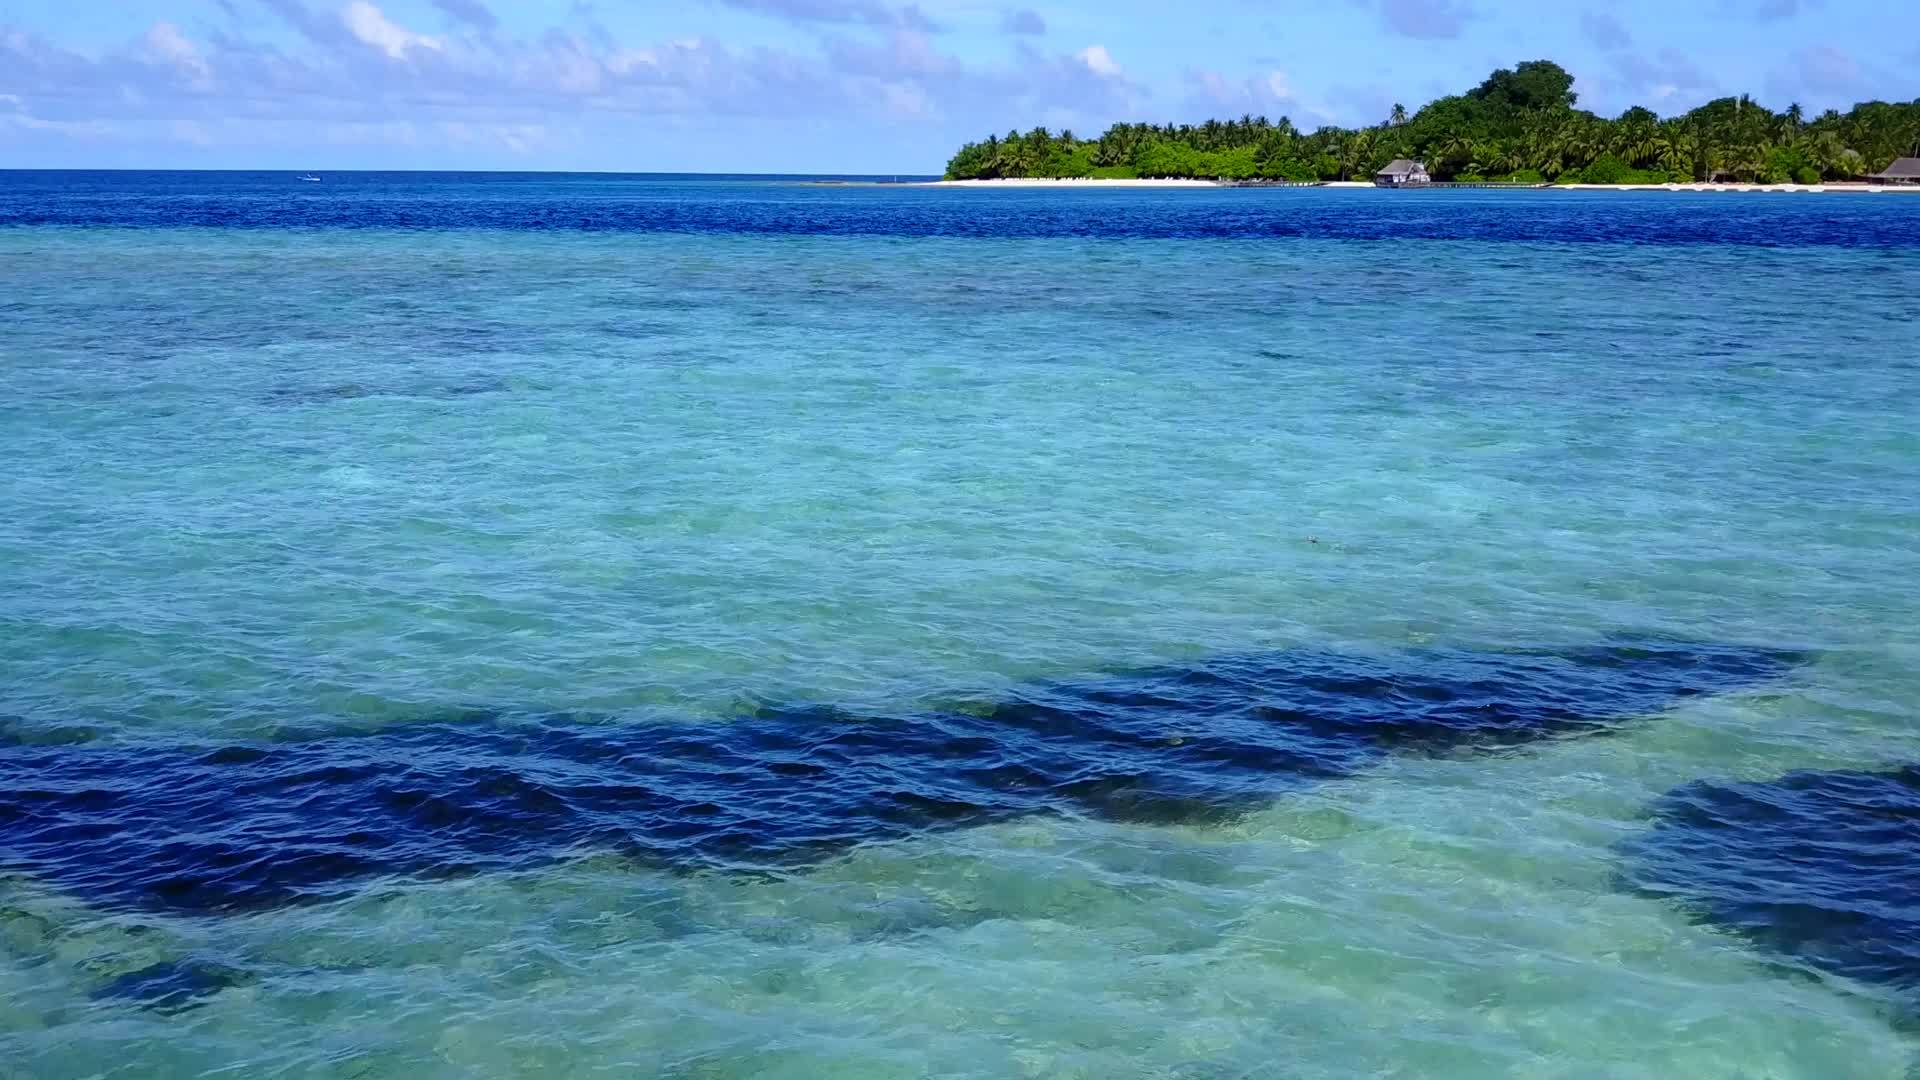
<box><xmin>1076</xmin><ymin>44</ymin><xmax>1120</xmax><ymax>78</ymax></box>
<box><xmin>826</xmin><ymin>30</ymin><xmax>959</xmax><ymax>81</ymax></box>
<box><xmin>523</xmin><ymin>32</ymin><xmax>606</xmax><ymax>94</ymax></box>
<box><xmin>142</xmin><ymin>23</ymin><xmax>211</xmax><ymax>83</ymax></box>
<box><xmin>1182</xmin><ymin>67</ymin><xmax>1345</xmax><ymax>127</ymax></box>
<box><xmin>0</xmin><ymin>11</ymin><xmax>1143</xmax><ymax>165</ymax></box>
<box><xmin>342</xmin><ymin>1</ymin><xmax>442</xmax><ymax>61</ymax></box>
<box><xmin>0</xmin><ymin>94</ymin><xmax>117</xmax><ymax>137</ymax></box>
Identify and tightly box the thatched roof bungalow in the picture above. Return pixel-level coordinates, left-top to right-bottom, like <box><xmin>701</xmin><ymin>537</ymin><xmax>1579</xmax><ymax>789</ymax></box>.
<box><xmin>1867</xmin><ymin>158</ymin><xmax>1920</xmax><ymax>185</ymax></box>
<box><xmin>1374</xmin><ymin>160</ymin><xmax>1430</xmax><ymax>187</ymax></box>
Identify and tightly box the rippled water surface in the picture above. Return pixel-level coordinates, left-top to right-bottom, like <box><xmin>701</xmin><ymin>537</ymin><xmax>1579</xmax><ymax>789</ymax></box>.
<box><xmin>4</xmin><ymin>172</ymin><xmax>1920</xmax><ymax>1077</ymax></box>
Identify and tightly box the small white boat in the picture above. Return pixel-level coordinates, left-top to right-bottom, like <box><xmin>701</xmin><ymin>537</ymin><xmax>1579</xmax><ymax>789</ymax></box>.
<box><xmin>297</xmin><ymin>174</ymin><xmax>321</xmax><ymax>183</ymax></box>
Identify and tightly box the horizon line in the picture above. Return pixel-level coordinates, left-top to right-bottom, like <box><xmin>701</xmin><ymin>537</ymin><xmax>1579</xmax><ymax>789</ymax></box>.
<box><xmin>0</xmin><ymin>168</ymin><xmax>944</xmax><ymax>176</ymax></box>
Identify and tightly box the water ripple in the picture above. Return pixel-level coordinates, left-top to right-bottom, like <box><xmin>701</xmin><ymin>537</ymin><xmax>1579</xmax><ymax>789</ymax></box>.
<box><xmin>1</xmin><ymin>642</ymin><xmax>1795</xmax><ymax>918</ymax></box>
<box><xmin>1624</xmin><ymin>765</ymin><xmax>1920</xmax><ymax>1020</ymax></box>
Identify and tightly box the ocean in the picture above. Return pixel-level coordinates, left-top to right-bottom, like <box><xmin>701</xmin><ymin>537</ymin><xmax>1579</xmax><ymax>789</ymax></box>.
<box><xmin>3</xmin><ymin>171</ymin><xmax>1919</xmax><ymax>1077</ymax></box>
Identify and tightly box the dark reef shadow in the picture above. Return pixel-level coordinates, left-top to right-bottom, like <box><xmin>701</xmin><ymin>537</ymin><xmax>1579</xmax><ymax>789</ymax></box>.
<box><xmin>0</xmin><ymin>641</ymin><xmax>1801</xmax><ymax>922</ymax></box>
<box><xmin>1620</xmin><ymin>764</ymin><xmax>1920</xmax><ymax>1026</ymax></box>
<box><xmin>91</xmin><ymin>959</ymin><xmax>252</xmax><ymax>1013</ymax></box>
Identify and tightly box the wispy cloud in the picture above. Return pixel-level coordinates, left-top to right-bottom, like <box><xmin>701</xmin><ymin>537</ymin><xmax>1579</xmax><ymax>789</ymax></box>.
<box><xmin>1585</xmin><ymin>48</ymin><xmax>1717</xmax><ymax>114</ymax></box>
<box><xmin>1762</xmin><ymin>43</ymin><xmax>1877</xmax><ymax>105</ymax></box>
<box><xmin>3</xmin><ymin>0</ymin><xmax>1912</xmax><ymax>169</ymax></box>
<box><xmin>1373</xmin><ymin>0</ymin><xmax>1473</xmax><ymax>40</ymax></box>
<box><xmin>1000</xmin><ymin>9</ymin><xmax>1046</xmax><ymax>35</ymax></box>
<box><xmin>1579</xmin><ymin>11</ymin><xmax>1631</xmax><ymax>51</ymax></box>
<box><xmin>1075</xmin><ymin>44</ymin><xmax>1120</xmax><ymax>78</ymax></box>
<box><xmin>1744</xmin><ymin>0</ymin><xmax>1823</xmax><ymax>22</ymax></box>
<box><xmin>717</xmin><ymin>0</ymin><xmax>940</xmax><ymax>32</ymax></box>
<box><xmin>1791</xmin><ymin>44</ymin><xmax>1861</xmax><ymax>94</ymax></box>
<box><xmin>1183</xmin><ymin>67</ymin><xmax>1341</xmax><ymax>127</ymax></box>
<box><xmin>0</xmin><ymin>5</ymin><xmax>1148</xmax><ymax>165</ymax></box>
<box><xmin>142</xmin><ymin>22</ymin><xmax>213</xmax><ymax>85</ymax></box>
<box><xmin>430</xmin><ymin>0</ymin><xmax>498</xmax><ymax>31</ymax></box>
<box><xmin>342</xmin><ymin>1</ymin><xmax>442</xmax><ymax>60</ymax></box>
<box><xmin>257</xmin><ymin>0</ymin><xmax>356</xmax><ymax>49</ymax></box>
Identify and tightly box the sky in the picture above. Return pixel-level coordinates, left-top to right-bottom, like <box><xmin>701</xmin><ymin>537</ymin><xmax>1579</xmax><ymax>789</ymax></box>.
<box><xmin>1</xmin><ymin>0</ymin><xmax>1914</xmax><ymax>173</ymax></box>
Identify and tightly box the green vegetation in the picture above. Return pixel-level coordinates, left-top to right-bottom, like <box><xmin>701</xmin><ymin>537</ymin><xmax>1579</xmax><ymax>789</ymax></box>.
<box><xmin>943</xmin><ymin>60</ymin><xmax>1920</xmax><ymax>183</ymax></box>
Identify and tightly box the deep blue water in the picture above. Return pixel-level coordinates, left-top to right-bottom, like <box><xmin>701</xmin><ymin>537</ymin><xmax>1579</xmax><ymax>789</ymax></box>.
<box><xmin>3</xmin><ymin>171</ymin><xmax>1920</xmax><ymax>1077</ymax></box>
<box><xmin>6</xmin><ymin>169</ymin><xmax>1920</xmax><ymax>245</ymax></box>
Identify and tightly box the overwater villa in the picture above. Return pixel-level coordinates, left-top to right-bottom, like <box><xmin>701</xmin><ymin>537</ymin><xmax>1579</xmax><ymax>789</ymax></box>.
<box><xmin>1375</xmin><ymin>160</ymin><xmax>1431</xmax><ymax>187</ymax></box>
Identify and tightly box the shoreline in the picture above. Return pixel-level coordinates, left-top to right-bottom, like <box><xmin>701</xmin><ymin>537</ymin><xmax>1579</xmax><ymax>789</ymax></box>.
<box><xmin>924</xmin><ymin>178</ymin><xmax>1920</xmax><ymax>194</ymax></box>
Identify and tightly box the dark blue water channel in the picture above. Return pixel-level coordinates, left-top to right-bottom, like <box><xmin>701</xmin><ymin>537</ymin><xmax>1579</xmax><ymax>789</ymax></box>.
<box><xmin>1</xmin><ymin>642</ymin><xmax>1795</xmax><ymax>916</ymax></box>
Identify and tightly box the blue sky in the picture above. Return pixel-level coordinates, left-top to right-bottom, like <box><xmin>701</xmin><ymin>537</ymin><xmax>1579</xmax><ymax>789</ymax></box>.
<box><xmin>1</xmin><ymin>1</ymin><xmax>1913</xmax><ymax>172</ymax></box>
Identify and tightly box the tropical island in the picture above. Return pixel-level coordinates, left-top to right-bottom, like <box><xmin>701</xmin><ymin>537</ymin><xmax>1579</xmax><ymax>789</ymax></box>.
<box><xmin>941</xmin><ymin>61</ymin><xmax>1920</xmax><ymax>185</ymax></box>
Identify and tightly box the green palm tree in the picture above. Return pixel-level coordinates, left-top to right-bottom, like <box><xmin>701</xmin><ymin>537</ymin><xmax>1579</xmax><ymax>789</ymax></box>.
<box><xmin>1615</xmin><ymin>117</ymin><xmax>1659</xmax><ymax>166</ymax></box>
<box><xmin>1724</xmin><ymin>142</ymin><xmax>1767</xmax><ymax>181</ymax></box>
<box><xmin>1654</xmin><ymin>128</ymin><xmax>1697</xmax><ymax>178</ymax></box>
<box><xmin>1467</xmin><ymin>139</ymin><xmax>1504</xmax><ymax>176</ymax></box>
<box><xmin>1339</xmin><ymin>131</ymin><xmax>1379</xmax><ymax>181</ymax></box>
<box><xmin>1435</xmin><ymin>131</ymin><xmax>1475</xmax><ymax>175</ymax></box>
<box><xmin>1807</xmin><ymin>131</ymin><xmax>1857</xmax><ymax>179</ymax></box>
<box><xmin>1530</xmin><ymin>120</ymin><xmax>1577</xmax><ymax>177</ymax></box>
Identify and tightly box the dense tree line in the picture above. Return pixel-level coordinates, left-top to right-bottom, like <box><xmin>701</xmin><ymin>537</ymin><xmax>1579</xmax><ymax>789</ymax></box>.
<box><xmin>943</xmin><ymin>61</ymin><xmax>1920</xmax><ymax>183</ymax></box>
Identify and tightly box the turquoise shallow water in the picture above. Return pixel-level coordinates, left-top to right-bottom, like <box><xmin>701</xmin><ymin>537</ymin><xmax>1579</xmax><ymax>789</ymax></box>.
<box><xmin>3</xmin><ymin>175</ymin><xmax>1920</xmax><ymax>1077</ymax></box>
